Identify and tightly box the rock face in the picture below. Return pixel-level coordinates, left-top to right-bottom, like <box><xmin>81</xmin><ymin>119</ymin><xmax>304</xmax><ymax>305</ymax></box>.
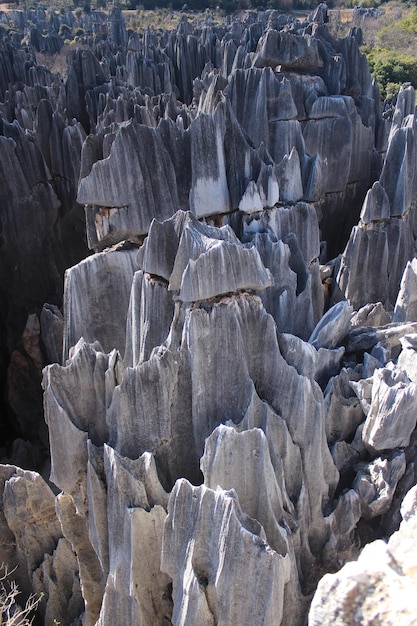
<box><xmin>336</xmin><ymin>86</ymin><xmax>417</xmax><ymax>310</ymax></box>
<box><xmin>309</xmin><ymin>485</ymin><xmax>417</xmax><ymax>626</ymax></box>
<box><xmin>0</xmin><ymin>5</ymin><xmax>417</xmax><ymax>626</ymax></box>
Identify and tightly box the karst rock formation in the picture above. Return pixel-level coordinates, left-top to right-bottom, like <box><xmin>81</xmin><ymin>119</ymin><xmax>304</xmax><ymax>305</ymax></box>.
<box><xmin>1</xmin><ymin>4</ymin><xmax>417</xmax><ymax>625</ymax></box>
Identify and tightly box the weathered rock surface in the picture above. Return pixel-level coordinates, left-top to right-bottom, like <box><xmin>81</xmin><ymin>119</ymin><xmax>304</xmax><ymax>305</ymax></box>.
<box><xmin>351</xmin><ymin>362</ymin><xmax>417</xmax><ymax>452</ymax></box>
<box><xmin>309</xmin><ymin>485</ymin><xmax>417</xmax><ymax>625</ymax></box>
<box><xmin>162</xmin><ymin>479</ymin><xmax>290</xmax><ymax>626</ymax></box>
<box><xmin>1</xmin><ymin>6</ymin><xmax>417</xmax><ymax>626</ymax></box>
<box><xmin>336</xmin><ymin>86</ymin><xmax>417</xmax><ymax>310</ymax></box>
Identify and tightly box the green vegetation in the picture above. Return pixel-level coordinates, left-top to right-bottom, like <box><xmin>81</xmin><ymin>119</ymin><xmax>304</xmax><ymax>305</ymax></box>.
<box><xmin>375</xmin><ymin>6</ymin><xmax>417</xmax><ymax>54</ymax></box>
<box><xmin>358</xmin><ymin>4</ymin><xmax>417</xmax><ymax>98</ymax></box>
<box><xmin>327</xmin><ymin>2</ymin><xmax>417</xmax><ymax>99</ymax></box>
<box><xmin>365</xmin><ymin>46</ymin><xmax>417</xmax><ymax>97</ymax></box>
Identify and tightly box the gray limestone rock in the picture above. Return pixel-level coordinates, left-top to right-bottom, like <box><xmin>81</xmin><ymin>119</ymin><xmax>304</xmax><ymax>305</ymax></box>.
<box><xmin>0</xmin><ymin>466</ymin><xmax>83</xmax><ymax>626</ymax></box>
<box><xmin>40</xmin><ymin>304</ymin><xmax>64</xmax><ymax>365</ymax></box>
<box><xmin>309</xmin><ymin>484</ymin><xmax>417</xmax><ymax>625</ymax></box>
<box><xmin>96</xmin><ymin>445</ymin><xmax>171</xmax><ymax>626</ymax></box>
<box><xmin>231</xmin><ymin>383</ymin><xmax>303</xmax><ymax>516</ymax></box>
<box><xmin>351</xmin><ymin>363</ymin><xmax>417</xmax><ymax>453</ymax></box>
<box><xmin>200</xmin><ymin>424</ymin><xmax>304</xmax><ymax>624</ymax></box>
<box><xmin>106</xmin><ymin>347</ymin><xmax>188</xmax><ymax>486</ymax></box>
<box><xmin>344</xmin><ymin>321</ymin><xmax>417</xmax><ymax>355</ymax></box>
<box><xmin>185</xmin><ymin>293</ymin><xmax>339</xmax><ymax>541</ymax></box>
<box><xmin>380</xmin><ymin>120</ymin><xmax>416</xmax><ymax>218</ymax></box>
<box><xmin>279</xmin><ymin>332</ymin><xmax>344</xmax><ymax>389</ymax></box>
<box><xmin>56</xmin><ymin>492</ymin><xmax>105</xmax><ymax>626</ymax></box>
<box><xmin>336</xmin><ymin>85</ymin><xmax>417</xmax><ymax>311</ymax></box>
<box><xmin>309</xmin><ymin>301</ymin><xmax>352</xmax><ymax>349</ymax></box>
<box><xmin>360</xmin><ymin>181</ymin><xmax>391</xmax><ymax>225</ymax></box>
<box><xmin>253</xmin><ymin>31</ymin><xmax>323</xmax><ymax>70</ymax></box>
<box><xmin>189</xmin><ymin>106</ymin><xmax>230</xmax><ymax>218</ymax></box>
<box><xmin>224</xmin><ymin>67</ymin><xmax>298</xmax><ymax>149</ymax></box>
<box><xmin>353</xmin><ymin>451</ymin><xmax>406</xmax><ymax>519</ymax></box>
<box><xmin>136</xmin><ymin>210</ymin><xmax>193</xmax><ymax>283</ymax></box>
<box><xmin>139</xmin><ymin>211</ymin><xmax>239</xmax><ymax>292</ymax></box>
<box><xmin>0</xmin><ymin>466</ymin><xmax>23</xmax><ymax>585</ymax></box>
<box><xmin>5</xmin><ymin>9</ymin><xmax>417</xmax><ymax>626</ymax></box>
<box><xmin>362</xmin><ymin>352</ymin><xmax>384</xmax><ymax>378</ymax></box>
<box><xmin>124</xmin><ymin>270</ymin><xmax>175</xmax><ymax>367</ymax></box>
<box><xmin>351</xmin><ymin>302</ymin><xmax>391</xmax><ymax>328</ymax></box>
<box><xmin>266</xmin><ymin>202</ymin><xmax>321</xmax><ymax>265</ymax></box>
<box><xmin>77</xmin><ymin>121</ymin><xmax>182</xmax><ymax>236</ymax></box>
<box><xmin>32</xmin><ymin>537</ymin><xmax>83</xmax><ymax>626</ymax></box>
<box><xmin>331</xmin><ymin>441</ymin><xmax>361</xmax><ymax>473</ymax></box>
<box><xmin>324</xmin><ymin>368</ymin><xmax>364</xmax><ymax>445</ymax></box>
<box><xmin>86</xmin><ymin>442</ymin><xmax>109</xmax><ymax>579</ymax></box>
<box><xmin>393</xmin><ymin>258</ymin><xmax>417</xmax><ymax>323</ymax></box>
<box><xmin>179</xmin><ymin>242</ymin><xmax>273</xmax><ymax>302</ymax></box>
<box><xmin>3</xmin><ymin>468</ymin><xmax>62</xmax><ymax>582</ymax></box>
<box><xmin>336</xmin><ymin>225</ymin><xmax>390</xmax><ymax>310</ymax></box>
<box><xmin>201</xmin><ymin>425</ymin><xmax>291</xmax><ymax>557</ymax></box>
<box><xmin>63</xmin><ymin>249</ymin><xmax>137</xmax><ymax>359</ymax></box>
<box><xmin>275</xmin><ymin>148</ymin><xmax>304</xmax><ymax>202</ymax></box>
<box><xmin>0</xmin><ymin>466</ymin><xmax>82</xmax><ymax>625</ymax></box>
<box><xmin>303</xmin><ymin>112</ymin><xmax>352</xmax><ymax>194</ymax></box>
<box><xmin>162</xmin><ymin>479</ymin><xmax>290</xmax><ymax>626</ymax></box>
<box><xmin>250</xmin><ymin>234</ymin><xmax>316</xmax><ymax>339</ymax></box>
<box><xmin>320</xmin><ymin>489</ymin><xmax>361</xmax><ymax>571</ymax></box>
<box><xmin>397</xmin><ymin>334</ymin><xmax>417</xmax><ymax>383</ymax></box>
<box><xmin>42</xmin><ymin>337</ymin><xmax>124</xmax><ymax>548</ymax></box>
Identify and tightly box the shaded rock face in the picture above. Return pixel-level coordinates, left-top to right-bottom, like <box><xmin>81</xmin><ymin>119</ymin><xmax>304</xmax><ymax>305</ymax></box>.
<box><xmin>1</xmin><ymin>6</ymin><xmax>417</xmax><ymax>626</ymax></box>
<box><xmin>336</xmin><ymin>86</ymin><xmax>417</xmax><ymax>310</ymax></box>
<box><xmin>0</xmin><ymin>112</ymin><xmax>89</xmax><ymax>464</ymax></box>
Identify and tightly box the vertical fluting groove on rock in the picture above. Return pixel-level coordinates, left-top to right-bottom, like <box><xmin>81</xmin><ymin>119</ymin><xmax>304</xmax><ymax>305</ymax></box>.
<box><xmin>56</xmin><ymin>492</ymin><xmax>105</xmax><ymax>626</ymax></box>
<box><xmin>189</xmin><ymin>106</ymin><xmax>230</xmax><ymax>217</ymax></box>
<box><xmin>3</xmin><ymin>468</ymin><xmax>62</xmax><ymax>592</ymax></box>
<box><xmin>124</xmin><ymin>270</ymin><xmax>175</xmax><ymax>367</ymax></box>
<box><xmin>96</xmin><ymin>445</ymin><xmax>171</xmax><ymax>625</ymax></box>
<box><xmin>62</xmin><ymin>249</ymin><xmax>138</xmax><ymax>359</ymax></box>
<box><xmin>201</xmin><ymin>425</ymin><xmax>306</xmax><ymax>624</ymax></box>
<box><xmin>32</xmin><ymin>537</ymin><xmax>84</xmax><ymax>626</ymax></box>
<box><xmin>183</xmin><ymin>292</ymin><xmax>339</xmax><ymax>589</ymax></box>
<box><xmin>393</xmin><ymin>258</ymin><xmax>417</xmax><ymax>323</ymax></box>
<box><xmin>337</xmin><ymin>86</ymin><xmax>417</xmax><ymax>310</ymax></box>
<box><xmin>162</xmin><ymin>479</ymin><xmax>288</xmax><ymax>626</ymax></box>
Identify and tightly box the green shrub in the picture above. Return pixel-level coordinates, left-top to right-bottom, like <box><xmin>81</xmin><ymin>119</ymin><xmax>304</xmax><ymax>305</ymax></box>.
<box><xmin>365</xmin><ymin>46</ymin><xmax>417</xmax><ymax>98</ymax></box>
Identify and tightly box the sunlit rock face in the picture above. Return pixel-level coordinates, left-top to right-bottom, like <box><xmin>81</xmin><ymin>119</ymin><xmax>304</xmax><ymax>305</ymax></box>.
<box><xmin>309</xmin><ymin>485</ymin><xmax>417</xmax><ymax>626</ymax></box>
<box><xmin>1</xmin><ymin>4</ymin><xmax>417</xmax><ymax>626</ymax></box>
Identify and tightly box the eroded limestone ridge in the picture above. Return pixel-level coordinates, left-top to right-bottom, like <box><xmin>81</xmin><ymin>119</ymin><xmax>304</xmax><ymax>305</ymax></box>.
<box><xmin>1</xmin><ymin>4</ymin><xmax>417</xmax><ymax>625</ymax></box>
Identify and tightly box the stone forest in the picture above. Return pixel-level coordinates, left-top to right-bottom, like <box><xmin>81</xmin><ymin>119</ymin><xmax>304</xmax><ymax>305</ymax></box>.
<box><xmin>0</xmin><ymin>3</ymin><xmax>416</xmax><ymax>624</ymax></box>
